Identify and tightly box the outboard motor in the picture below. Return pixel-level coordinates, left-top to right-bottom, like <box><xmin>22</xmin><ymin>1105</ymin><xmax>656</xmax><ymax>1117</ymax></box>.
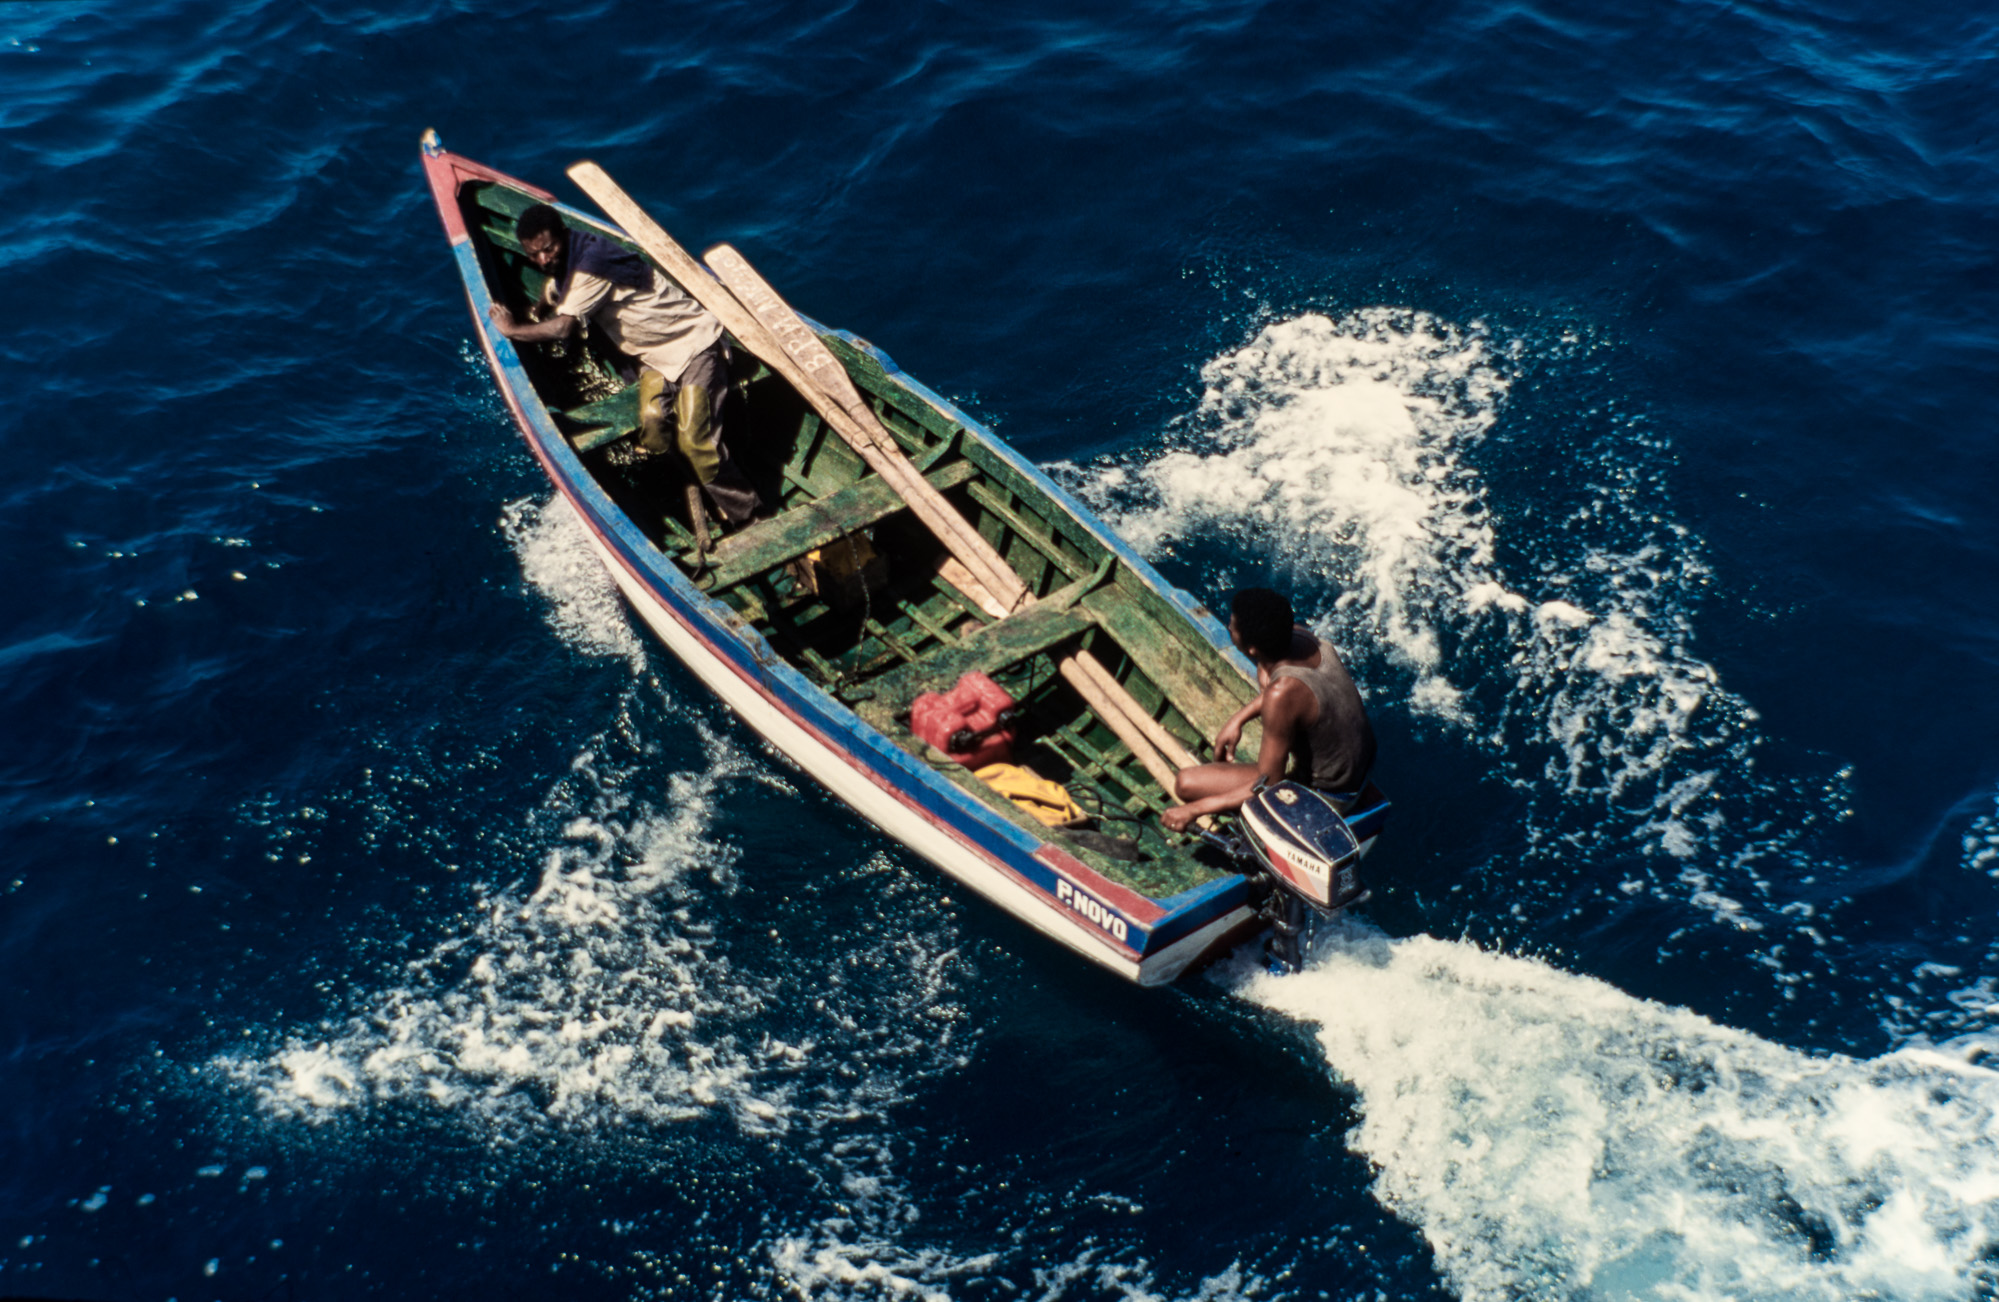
<box><xmin>1238</xmin><ymin>781</ymin><xmax>1365</xmax><ymax>913</ymax></box>
<box><xmin>1203</xmin><ymin>780</ymin><xmax>1369</xmax><ymax>971</ymax></box>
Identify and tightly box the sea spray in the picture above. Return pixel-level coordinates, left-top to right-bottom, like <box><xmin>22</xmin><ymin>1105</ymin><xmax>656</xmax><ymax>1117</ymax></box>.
<box><xmin>219</xmin><ymin>723</ymin><xmax>795</xmax><ymax>1133</ymax></box>
<box><xmin>1241</xmin><ymin>921</ymin><xmax>1999</xmax><ymax>1301</ymax></box>
<box><xmin>1054</xmin><ymin>309</ymin><xmax>1808</xmax><ymax>935</ymax></box>
<box><xmin>1062</xmin><ymin>310</ymin><xmax>1514</xmax><ymax>719</ymax></box>
<box><xmin>218</xmin><ymin>494</ymin><xmax>784</xmax><ymax>1132</ymax></box>
<box><xmin>500</xmin><ymin>493</ymin><xmax>649</xmax><ymax>672</ymax></box>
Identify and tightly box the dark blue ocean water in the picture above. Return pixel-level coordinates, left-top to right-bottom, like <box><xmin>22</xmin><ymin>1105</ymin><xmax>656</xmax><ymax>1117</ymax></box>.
<box><xmin>5</xmin><ymin>1</ymin><xmax>1999</xmax><ymax>1298</ymax></box>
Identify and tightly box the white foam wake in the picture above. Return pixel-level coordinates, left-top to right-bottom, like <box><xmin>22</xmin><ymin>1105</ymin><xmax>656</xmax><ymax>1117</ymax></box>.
<box><xmin>218</xmin><ymin>722</ymin><xmax>801</xmax><ymax>1135</ymax></box>
<box><xmin>1242</xmin><ymin>924</ymin><xmax>1999</xmax><ymax>1301</ymax></box>
<box><xmin>500</xmin><ymin>493</ymin><xmax>648</xmax><ymax>672</ymax></box>
<box><xmin>1085</xmin><ymin>310</ymin><xmax>1512</xmax><ymax>720</ymax></box>
<box><xmin>1054</xmin><ymin>309</ymin><xmax>1766</xmax><ymax>880</ymax></box>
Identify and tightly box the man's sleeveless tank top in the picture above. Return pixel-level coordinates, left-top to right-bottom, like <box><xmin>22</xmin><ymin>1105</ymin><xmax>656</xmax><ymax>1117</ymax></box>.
<box><xmin>1273</xmin><ymin>638</ymin><xmax>1377</xmax><ymax>794</ymax></box>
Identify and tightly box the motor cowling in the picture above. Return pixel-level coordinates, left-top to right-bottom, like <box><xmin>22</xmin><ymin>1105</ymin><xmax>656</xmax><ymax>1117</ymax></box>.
<box><xmin>1238</xmin><ymin>781</ymin><xmax>1364</xmax><ymax>913</ymax></box>
<box><xmin>910</xmin><ymin>671</ymin><xmax>1018</xmax><ymax>769</ymax></box>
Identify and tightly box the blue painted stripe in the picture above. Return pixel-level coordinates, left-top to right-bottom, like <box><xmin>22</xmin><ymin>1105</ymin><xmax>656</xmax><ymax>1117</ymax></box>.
<box><xmin>449</xmin><ymin>238</ymin><xmax>1262</xmax><ymax>962</ymax></box>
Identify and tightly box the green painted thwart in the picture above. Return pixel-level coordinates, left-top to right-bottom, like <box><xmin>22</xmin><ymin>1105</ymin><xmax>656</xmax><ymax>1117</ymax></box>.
<box><xmin>461</xmin><ymin>176</ymin><xmax>1258</xmax><ymax>899</ymax></box>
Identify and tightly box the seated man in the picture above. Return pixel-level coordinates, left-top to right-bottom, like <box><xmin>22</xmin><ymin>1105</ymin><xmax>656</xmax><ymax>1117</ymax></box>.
<box><xmin>488</xmin><ymin>203</ymin><xmax>763</xmax><ymax>526</ymax></box>
<box><xmin>1161</xmin><ymin>587</ymin><xmax>1376</xmax><ymax>832</ymax></box>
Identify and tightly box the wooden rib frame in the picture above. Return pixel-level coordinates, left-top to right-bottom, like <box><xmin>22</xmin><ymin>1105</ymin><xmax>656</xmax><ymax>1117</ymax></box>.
<box><xmin>566</xmin><ymin>161</ymin><xmax>1203</xmax><ymax>817</ymax></box>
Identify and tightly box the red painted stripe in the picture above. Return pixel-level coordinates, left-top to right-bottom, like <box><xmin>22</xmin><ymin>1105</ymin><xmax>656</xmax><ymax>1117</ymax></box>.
<box><xmin>446</xmin><ymin>177</ymin><xmax>1162</xmax><ymax>970</ymax></box>
<box><xmin>1032</xmin><ymin>845</ymin><xmax>1167</xmax><ymax>924</ymax></box>
<box><xmin>421</xmin><ymin>149</ymin><xmax>556</xmax><ymax>247</ymax></box>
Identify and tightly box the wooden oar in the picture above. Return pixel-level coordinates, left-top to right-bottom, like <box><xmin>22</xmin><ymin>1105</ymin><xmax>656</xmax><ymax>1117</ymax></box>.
<box><xmin>697</xmin><ymin>242</ymin><xmax>1202</xmax><ymax>796</ymax></box>
<box><xmin>566</xmin><ymin>162</ymin><xmax>1021</xmax><ymax>606</ymax></box>
<box><xmin>565</xmin><ymin>162</ymin><xmax>1195</xmax><ymax>805</ymax></box>
<box><xmin>701</xmin><ymin>244</ymin><xmax>1206</xmax><ymax>780</ymax></box>
<box><xmin>704</xmin><ymin>244</ymin><xmax>1037</xmax><ymax>613</ymax></box>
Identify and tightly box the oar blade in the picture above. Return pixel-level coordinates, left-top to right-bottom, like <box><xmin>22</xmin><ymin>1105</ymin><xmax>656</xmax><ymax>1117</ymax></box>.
<box><xmin>704</xmin><ymin>243</ymin><xmax>879</xmax><ymax>440</ymax></box>
<box><xmin>566</xmin><ymin>162</ymin><xmax>793</xmax><ymax>376</ymax></box>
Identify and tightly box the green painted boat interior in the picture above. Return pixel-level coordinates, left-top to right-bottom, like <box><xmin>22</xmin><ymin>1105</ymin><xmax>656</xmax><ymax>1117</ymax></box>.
<box><xmin>462</xmin><ymin>179</ymin><xmax>1261</xmax><ymax>901</ymax></box>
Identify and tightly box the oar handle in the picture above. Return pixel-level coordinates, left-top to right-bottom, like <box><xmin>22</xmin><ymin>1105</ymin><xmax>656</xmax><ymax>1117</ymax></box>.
<box><xmin>565</xmin><ymin>162</ymin><xmax>1195</xmax><ymax>811</ymax></box>
<box><xmin>701</xmin><ymin>242</ymin><xmax>1028</xmax><ymax>607</ymax></box>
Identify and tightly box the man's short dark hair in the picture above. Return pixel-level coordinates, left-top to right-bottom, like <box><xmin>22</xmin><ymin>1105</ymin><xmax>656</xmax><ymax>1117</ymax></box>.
<box><xmin>516</xmin><ymin>203</ymin><xmax>566</xmax><ymax>246</ymax></box>
<box><xmin>1231</xmin><ymin>587</ymin><xmax>1294</xmax><ymax>660</ymax></box>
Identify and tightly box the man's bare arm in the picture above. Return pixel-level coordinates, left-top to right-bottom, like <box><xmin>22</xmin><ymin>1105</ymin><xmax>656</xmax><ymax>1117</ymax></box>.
<box><xmin>1159</xmin><ymin>679</ymin><xmax>1312</xmax><ymax>831</ymax></box>
<box><xmin>487</xmin><ymin>304</ymin><xmax>578</xmax><ymax>343</ymax></box>
<box><xmin>1212</xmin><ymin>692</ymin><xmax>1265</xmax><ymax>762</ymax></box>
<box><xmin>1249</xmin><ymin>676</ymin><xmax>1311</xmax><ymax>786</ymax></box>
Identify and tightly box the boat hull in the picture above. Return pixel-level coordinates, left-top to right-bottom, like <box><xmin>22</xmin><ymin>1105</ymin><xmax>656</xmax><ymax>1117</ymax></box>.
<box><xmin>422</xmin><ymin>136</ymin><xmax>1384</xmax><ymax>984</ymax></box>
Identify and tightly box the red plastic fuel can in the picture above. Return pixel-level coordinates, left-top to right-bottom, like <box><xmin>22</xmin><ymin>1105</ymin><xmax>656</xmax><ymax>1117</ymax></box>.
<box><xmin>909</xmin><ymin>671</ymin><xmax>1017</xmax><ymax>768</ymax></box>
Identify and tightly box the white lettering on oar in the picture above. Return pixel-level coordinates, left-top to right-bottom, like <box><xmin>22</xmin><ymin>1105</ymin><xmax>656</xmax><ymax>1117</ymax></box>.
<box><xmin>704</xmin><ymin>245</ymin><xmax>891</xmax><ymax>451</ymax></box>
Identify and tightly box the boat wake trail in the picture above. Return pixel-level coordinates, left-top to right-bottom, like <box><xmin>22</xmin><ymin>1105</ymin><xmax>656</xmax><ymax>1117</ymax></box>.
<box><xmin>1064</xmin><ymin>310</ymin><xmax>1999</xmax><ymax>1297</ymax></box>
<box><xmin>501</xmin><ymin>493</ymin><xmax>649</xmax><ymax>672</ymax></box>
<box><xmin>1077</xmin><ymin>310</ymin><xmax>1518</xmax><ymax>722</ymax></box>
<box><xmin>215</xmin><ymin>492</ymin><xmax>796</xmax><ymax>1136</ymax></box>
<box><xmin>218</xmin><ymin>721</ymin><xmax>799</xmax><ymax>1135</ymax></box>
<box><xmin>1240</xmin><ymin>923</ymin><xmax>1999</xmax><ymax>1302</ymax></box>
<box><xmin>1056</xmin><ymin>309</ymin><xmax>1812</xmax><ymax>930</ymax></box>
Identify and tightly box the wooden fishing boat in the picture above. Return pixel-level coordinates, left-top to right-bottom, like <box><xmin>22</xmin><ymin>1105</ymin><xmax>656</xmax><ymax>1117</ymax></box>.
<box><xmin>420</xmin><ymin>131</ymin><xmax>1389</xmax><ymax>984</ymax></box>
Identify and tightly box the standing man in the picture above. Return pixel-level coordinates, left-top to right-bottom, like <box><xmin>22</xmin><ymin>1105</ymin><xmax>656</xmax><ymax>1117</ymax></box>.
<box><xmin>1162</xmin><ymin>588</ymin><xmax>1376</xmax><ymax>832</ymax></box>
<box><xmin>488</xmin><ymin>203</ymin><xmax>763</xmax><ymax>527</ymax></box>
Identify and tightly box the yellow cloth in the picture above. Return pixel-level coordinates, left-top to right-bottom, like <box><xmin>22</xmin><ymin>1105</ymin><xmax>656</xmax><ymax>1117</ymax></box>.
<box><xmin>974</xmin><ymin>763</ymin><xmax>1087</xmax><ymax>828</ymax></box>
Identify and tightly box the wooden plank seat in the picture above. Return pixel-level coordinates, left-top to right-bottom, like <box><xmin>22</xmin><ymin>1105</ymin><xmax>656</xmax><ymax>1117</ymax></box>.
<box><xmin>855</xmin><ymin>577</ymin><xmax>1099</xmax><ymax>730</ymax></box>
<box><xmin>698</xmin><ymin>458</ymin><xmax>981</xmax><ymax>590</ymax></box>
<box><xmin>556</xmin><ymin>388</ymin><xmax>642</xmax><ymax>452</ymax></box>
<box><xmin>469</xmin><ymin>181</ymin><xmax>540</xmax><ymax>224</ymax></box>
